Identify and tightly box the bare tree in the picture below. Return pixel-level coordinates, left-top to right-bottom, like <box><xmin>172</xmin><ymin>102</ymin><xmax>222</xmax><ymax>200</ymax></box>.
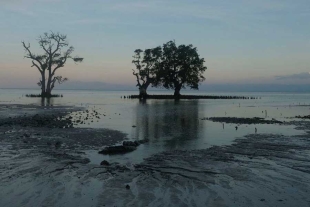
<box><xmin>22</xmin><ymin>32</ymin><xmax>83</xmax><ymax>97</ymax></box>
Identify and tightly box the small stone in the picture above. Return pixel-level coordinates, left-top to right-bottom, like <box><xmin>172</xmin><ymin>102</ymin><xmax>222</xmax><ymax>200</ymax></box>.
<box><xmin>126</xmin><ymin>184</ymin><xmax>130</xmax><ymax>190</ymax></box>
<box><xmin>123</xmin><ymin>141</ymin><xmax>139</xmax><ymax>147</ymax></box>
<box><xmin>99</xmin><ymin>145</ymin><xmax>137</xmax><ymax>155</ymax></box>
<box><xmin>55</xmin><ymin>141</ymin><xmax>62</xmax><ymax>148</ymax></box>
<box><xmin>260</xmin><ymin>199</ymin><xmax>265</xmax><ymax>201</ymax></box>
<box><xmin>132</xmin><ymin>125</ymin><xmax>136</xmax><ymax>128</ymax></box>
<box><xmin>100</xmin><ymin>160</ymin><xmax>110</xmax><ymax>166</ymax></box>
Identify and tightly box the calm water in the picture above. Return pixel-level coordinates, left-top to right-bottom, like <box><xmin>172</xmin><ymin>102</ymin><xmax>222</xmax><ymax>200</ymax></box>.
<box><xmin>0</xmin><ymin>89</ymin><xmax>309</xmax><ymax>164</ymax></box>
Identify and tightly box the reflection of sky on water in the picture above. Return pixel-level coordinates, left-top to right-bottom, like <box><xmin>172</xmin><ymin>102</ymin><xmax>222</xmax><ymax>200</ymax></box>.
<box><xmin>0</xmin><ymin>89</ymin><xmax>308</xmax><ymax>164</ymax></box>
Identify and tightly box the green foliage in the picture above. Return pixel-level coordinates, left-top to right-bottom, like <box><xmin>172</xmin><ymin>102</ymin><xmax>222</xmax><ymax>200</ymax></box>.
<box><xmin>132</xmin><ymin>40</ymin><xmax>207</xmax><ymax>96</ymax></box>
<box><xmin>132</xmin><ymin>46</ymin><xmax>162</xmax><ymax>93</ymax></box>
<box><xmin>158</xmin><ymin>41</ymin><xmax>207</xmax><ymax>94</ymax></box>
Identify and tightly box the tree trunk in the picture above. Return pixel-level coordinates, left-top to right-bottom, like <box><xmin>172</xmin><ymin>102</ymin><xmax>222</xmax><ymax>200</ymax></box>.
<box><xmin>45</xmin><ymin>63</ymin><xmax>53</xmax><ymax>96</ymax></box>
<box><xmin>40</xmin><ymin>72</ymin><xmax>46</xmax><ymax>96</ymax></box>
<box><xmin>51</xmin><ymin>81</ymin><xmax>55</xmax><ymax>92</ymax></box>
<box><xmin>46</xmin><ymin>78</ymin><xmax>52</xmax><ymax>96</ymax></box>
<box><xmin>42</xmin><ymin>74</ymin><xmax>52</xmax><ymax>97</ymax></box>
<box><xmin>139</xmin><ymin>85</ymin><xmax>147</xmax><ymax>99</ymax></box>
<box><xmin>139</xmin><ymin>82</ymin><xmax>150</xmax><ymax>99</ymax></box>
<box><xmin>174</xmin><ymin>84</ymin><xmax>182</xmax><ymax>97</ymax></box>
<box><xmin>44</xmin><ymin>69</ymin><xmax>54</xmax><ymax>97</ymax></box>
<box><xmin>45</xmin><ymin>91</ymin><xmax>52</xmax><ymax>97</ymax></box>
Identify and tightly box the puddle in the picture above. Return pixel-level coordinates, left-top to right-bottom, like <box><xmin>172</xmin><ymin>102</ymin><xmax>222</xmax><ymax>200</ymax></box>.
<box><xmin>83</xmin><ymin>121</ymin><xmax>305</xmax><ymax>166</ymax></box>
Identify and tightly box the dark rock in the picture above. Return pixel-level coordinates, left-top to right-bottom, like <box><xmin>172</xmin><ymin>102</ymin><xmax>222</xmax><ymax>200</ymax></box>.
<box><xmin>99</xmin><ymin>145</ymin><xmax>137</xmax><ymax>155</ymax></box>
<box><xmin>123</xmin><ymin>141</ymin><xmax>139</xmax><ymax>147</ymax></box>
<box><xmin>55</xmin><ymin>141</ymin><xmax>62</xmax><ymax>148</ymax></box>
<box><xmin>100</xmin><ymin>160</ymin><xmax>110</xmax><ymax>166</ymax></box>
<box><xmin>123</xmin><ymin>139</ymin><xmax>149</xmax><ymax>147</ymax></box>
<box><xmin>126</xmin><ymin>184</ymin><xmax>130</xmax><ymax>190</ymax></box>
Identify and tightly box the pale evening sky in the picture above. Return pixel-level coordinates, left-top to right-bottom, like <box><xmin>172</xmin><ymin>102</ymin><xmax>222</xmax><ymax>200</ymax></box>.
<box><xmin>0</xmin><ymin>0</ymin><xmax>309</xmax><ymax>89</ymax></box>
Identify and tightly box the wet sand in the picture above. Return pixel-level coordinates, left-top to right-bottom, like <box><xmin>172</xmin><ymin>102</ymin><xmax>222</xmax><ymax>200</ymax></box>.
<box><xmin>0</xmin><ymin>104</ymin><xmax>310</xmax><ymax>207</ymax></box>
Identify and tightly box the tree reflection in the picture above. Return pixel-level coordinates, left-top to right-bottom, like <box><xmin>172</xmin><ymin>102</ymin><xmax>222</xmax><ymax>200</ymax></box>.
<box><xmin>134</xmin><ymin>100</ymin><xmax>200</xmax><ymax>149</ymax></box>
<box><xmin>39</xmin><ymin>97</ymin><xmax>54</xmax><ymax>106</ymax></box>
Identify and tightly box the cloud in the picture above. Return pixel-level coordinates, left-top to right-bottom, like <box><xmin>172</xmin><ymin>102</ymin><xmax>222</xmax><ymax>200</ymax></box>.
<box><xmin>5</xmin><ymin>6</ymin><xmax>36</xmax><ymax>16</ymax></box>
<box><xmin>1</xmin><ymin>0</ymin><xmax>61</xmax><ymax>16</ymax></box>
<box><xmin>275</xmin><ymin>72</ymin><xmax>310</xmax><ymax>80</ymax></box>
<box><xmin>57</xmin><ymin>81</ymin><xmax>135</xmax><ymax>91</ymax></box>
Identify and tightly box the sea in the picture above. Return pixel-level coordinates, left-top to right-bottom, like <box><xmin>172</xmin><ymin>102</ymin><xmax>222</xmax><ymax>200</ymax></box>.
<box><xmin>0</xmin><ymin>89</ymin><xmax>309</xmax><ymax>165</ymax></box>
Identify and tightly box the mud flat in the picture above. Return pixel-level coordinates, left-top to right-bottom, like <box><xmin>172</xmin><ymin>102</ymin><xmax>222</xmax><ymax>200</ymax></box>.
<box><xmin>295</xmin><ymin>115</ymin><xmax>310</xmax><ymax>119</ymax></box>
<box><xmin>0</xmin><ymin>105</ymin><xmax>310</xmax><ymax>207</ymax></box>
<box><xmin>98</xmin><ymin>124</ymin><xmax>310</xmax><ymax>207</ymax></box>
<box><xmin>203</xmin><ymin>117</ymin><xmax>284</xmax><ymax>125</ymax></box>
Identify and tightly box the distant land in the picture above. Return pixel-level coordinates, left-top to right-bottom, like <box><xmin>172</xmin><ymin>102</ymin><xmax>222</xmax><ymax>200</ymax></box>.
<box><xmin>57</xmin><ymin>82</ymin><xmax>310</xmax><ymax>92</ymax></box>
<box><xmin>2</xmin><ymin>81</ymin><xmax>310</xmax><ymax>93</ymax></box>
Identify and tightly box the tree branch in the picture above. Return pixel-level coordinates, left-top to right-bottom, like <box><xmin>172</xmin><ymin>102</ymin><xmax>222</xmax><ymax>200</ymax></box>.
<box><xmin>23</xmin><ymin>32</ymin><xmax>83</xmax><ymax>94</ymax></box>
<box><xmin>133</xmin><ymin>70</ymin><xmax>141</xmax><ymax>87</ymax></box>
<box><xmin>38</xmin><ymin>33</ymin><xmax>52</xmax><ymax>55</ymax></box>
<box><xmin>31</xmin><ymin>61</ymin><xmax>42</xmax><ymax>73</ymax></box>
<box><xmin>22</xmin><ymin>41</ymin><xmax>44</xmax><ymax>69</ymax></box>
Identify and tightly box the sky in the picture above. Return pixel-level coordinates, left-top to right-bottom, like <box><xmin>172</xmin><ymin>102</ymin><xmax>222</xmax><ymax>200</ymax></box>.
<box><xmin>0</xmin><ymin>0</ymin><xmax>309</xmax><ymax>90</ymax></box>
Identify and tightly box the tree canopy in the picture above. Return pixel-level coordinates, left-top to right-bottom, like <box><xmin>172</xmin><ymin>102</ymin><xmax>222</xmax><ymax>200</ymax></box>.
<box><xmin>132</xmin><ymin>46</ymin><xmax>162</xmax><ymax>98</ymax></box>
<box><xmin>158</xmin><ymin>41</ymin><xmax>207</xmax><ymax>96</ymax></box>
<box><xmin>132</xmin><ymin>41</ymin><xmax>207</xmax><ymax>98</ymax></box>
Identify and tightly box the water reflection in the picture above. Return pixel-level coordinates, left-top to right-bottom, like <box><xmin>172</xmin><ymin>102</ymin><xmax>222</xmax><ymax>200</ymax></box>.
<box><xmin>39</xmin><ymin>98</ymin><xmax>54</xmax><ymax>106</ymax></box>
<box><xmin>134</xmin><ymin>100</ymin><xmax>201</xmax><ymax>149</ymax></box>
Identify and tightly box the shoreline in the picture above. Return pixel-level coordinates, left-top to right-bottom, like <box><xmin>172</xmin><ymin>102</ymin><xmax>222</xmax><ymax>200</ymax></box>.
<box><xmin>0</xmin><ymin>104</ymin><xmax>309</xmax><ymax>206</ymax></box>
<box><xmin>127</xmin><ymin>94</ymin><xmax>260</xmax><ymax>99</ymax></box>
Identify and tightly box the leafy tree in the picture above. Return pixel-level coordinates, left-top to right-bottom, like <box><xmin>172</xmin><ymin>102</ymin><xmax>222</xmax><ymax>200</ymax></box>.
<box><xmin>22</xmin><ymin>32</ymin><xmax>83</xmax><ymax>97</ymax></box>
<box><xmin>132</xmin><ymin>46</ymin><xmax>162</xmax><ymax>98</ymax></box>
<box><xmin>157</xmin><ymin>41</ymin><xmax>207</xmax><ymax>97</ymax></box>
